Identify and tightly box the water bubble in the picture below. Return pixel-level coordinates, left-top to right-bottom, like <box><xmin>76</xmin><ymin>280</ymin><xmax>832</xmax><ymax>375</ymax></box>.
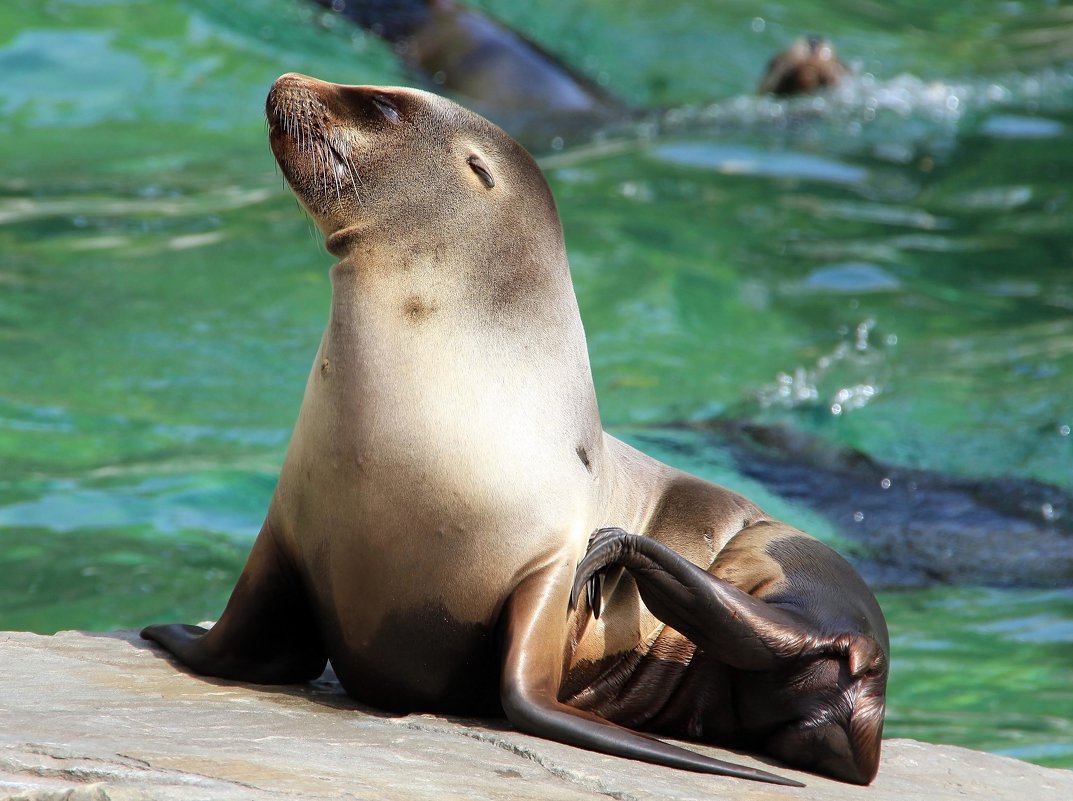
<box><xmin>832</xmin><ymin>384</ymin><xmax>877</xmax><ymax>413</ymax></box>
<box><xmin>751</xmin><ymin>17</ymin><xmax>765</xmax><ymax>33</ymax></box>
<box><xmin>831</xmin><ymin>403</ymin><xmax>843</xmax><ymax>415</ymax></box>
<box><xmin>987</xmin><ymin>83</ymin><xmax>1010</xmax><ymax>102</ymax></box>
<box><xmin>855</xmin><ymin>319</ymin><xmax>875</xmax><ymax>351</ymax></box>
<box><xmin>886</xmin><ymin>334</ymin><xmax>899</xmax><ymax>346</ymax></box>
<box><xmin>1060</xmin><ymin>424</ymin><xmax>1071</xmax><ymax>437</ymax></box>
<box><xmin>880</xmin><ymin>477</ymin><xmax>892</xmax><ymax>490</ymax></box>
<box><xmin>551</xmin><ymin>136</ymin><xmax>564</xmax><ymax>151</ymax></box>
<box><xmin>1042</xmin><ymin>503</ymin><xmax>1055</xmax><ymax>521</ymax></box>
<box><xmin>853</xmin><ymin>511</ymin><xmax>865</xmax><ymax>523</ymax></box>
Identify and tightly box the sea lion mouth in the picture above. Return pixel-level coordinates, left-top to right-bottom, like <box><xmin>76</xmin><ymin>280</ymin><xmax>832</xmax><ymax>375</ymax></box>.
<box><xmin>266</xmin><ymin>74</ymin><xmax>360</xmax><ymax>203</ymax></box>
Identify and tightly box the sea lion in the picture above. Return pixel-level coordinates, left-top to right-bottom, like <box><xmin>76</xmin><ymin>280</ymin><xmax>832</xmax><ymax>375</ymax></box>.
<box><xmin>140</xmin><ymin>72</ymin><xmax>888</xmax><ymax>786</ymax></box>
<box><xmin>758</xmin><ymin>35</ymin><xmax>848</xmax><ymax>96</ymax></box>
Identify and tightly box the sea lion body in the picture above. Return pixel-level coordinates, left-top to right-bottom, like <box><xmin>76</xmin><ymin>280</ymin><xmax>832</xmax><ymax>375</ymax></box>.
<box><xmin>142</xmin><ymin>73</ymin><xmax>888</xmax><ymax>786</ymax></box>
<box><xmin>269</xmin><ymin>252</ymin><xmax>602</xmax><ymax>712</ymax></box>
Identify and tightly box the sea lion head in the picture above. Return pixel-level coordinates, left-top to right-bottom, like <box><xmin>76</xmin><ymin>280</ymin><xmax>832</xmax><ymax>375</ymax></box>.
<box><xmin>266</xmin><ymin>73</ymin><xmax>567</xmax><ymax>303</ymax></box>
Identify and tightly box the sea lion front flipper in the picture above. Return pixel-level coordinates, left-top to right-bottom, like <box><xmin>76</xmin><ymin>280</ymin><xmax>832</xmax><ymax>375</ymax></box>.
<box><xmin>141</xmin><ymin>522</ymin><xmax>327</xmax><ymax>684</ymax></box>
<box><xmin>499</xmin><ymin>557</ymin><xmax>804</xmax><ymax>786</ymax></box>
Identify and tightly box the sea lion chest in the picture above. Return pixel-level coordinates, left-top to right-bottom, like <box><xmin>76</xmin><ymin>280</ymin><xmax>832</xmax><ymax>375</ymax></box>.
<box><xmin>269</xmin><ymin>269</ymin><xmax>599</xmax><ymax>710</ymax></box>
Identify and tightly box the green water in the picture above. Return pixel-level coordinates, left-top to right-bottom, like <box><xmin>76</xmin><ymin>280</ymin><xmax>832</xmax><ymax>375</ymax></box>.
<box><xmin>2</xmin><ymin>0</ymin><xmax>1071</xmax><ymax>769</ymax></box>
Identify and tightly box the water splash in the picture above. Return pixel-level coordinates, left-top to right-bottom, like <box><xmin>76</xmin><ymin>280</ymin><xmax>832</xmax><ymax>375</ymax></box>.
<box><xmin>656</xmin><ymin>65</ymin><xmax>1073</xmax><ymax>159</ymax></box>
<box><xmin>757</xmin><ymin>319</ymin><xmax>894</xmax><ymax>417</ymax></box>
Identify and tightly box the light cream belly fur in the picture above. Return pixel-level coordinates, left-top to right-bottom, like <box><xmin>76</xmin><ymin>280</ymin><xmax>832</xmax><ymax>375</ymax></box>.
<box><xmin>265</xmin><ymin>265</ymin><xmax>601</xmax><ymax>688</ymax></box>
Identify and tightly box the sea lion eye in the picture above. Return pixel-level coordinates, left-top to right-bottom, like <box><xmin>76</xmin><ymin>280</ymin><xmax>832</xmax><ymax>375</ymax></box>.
<box><xmin>467</xmin><ymin>155</ymin><xmax>495</xmax><ymax>189</ymax></box>
<box><xmin>370</xmin><ymin>94</ymin><xmax>400</xmax><ymax>123</ymax></box>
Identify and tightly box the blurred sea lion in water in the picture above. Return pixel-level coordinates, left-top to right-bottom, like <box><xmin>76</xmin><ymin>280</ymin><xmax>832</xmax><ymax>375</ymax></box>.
<box><xmin>674</xmin><ymin>420</ymin><xmax>1073</xmax><ymax>589</ymax></box>
<box><xmin>308</xmin><ymin>0</ymin><xmax>629</xmax><ymax>141</ymax></box>
<box><xmin>757</xmin><ymin>35</ymin><xmax>848</xmax><ymax>96</ymax></box>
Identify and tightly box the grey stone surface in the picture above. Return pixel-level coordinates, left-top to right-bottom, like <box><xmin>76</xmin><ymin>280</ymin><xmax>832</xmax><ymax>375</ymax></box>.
<box><xmin>1</xmin><ymin>629</ymin><xmax>1070</xmax><ymax>800</ymax></box>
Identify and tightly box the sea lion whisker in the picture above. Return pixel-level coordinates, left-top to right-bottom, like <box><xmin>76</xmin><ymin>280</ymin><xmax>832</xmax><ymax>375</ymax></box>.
<box><xmin>341</xmin><ymin>151</ymin><xmax>365</xmax><ymax>205</ymax></box>
<box><xmin>330</xmin><ymin>150</ymin><xmax>343</xmax><ymax>203</ymax></box>
<box><xmin>318</xmin><ymin>143</ymin><xmax>334</xmax><ymax>199</ymax></box>
<box><xmin>323</xmin><ymin>137</ymin><xmax>350</xmax><ymax>201</ymax></box>
<box><xmin>344</xmin><ymin>161</ymin><xmax>364</xmax><ymax>205</ymax></box>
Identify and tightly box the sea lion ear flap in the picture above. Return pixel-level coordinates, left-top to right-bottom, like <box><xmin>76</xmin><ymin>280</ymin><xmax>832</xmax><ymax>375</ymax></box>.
<box><xmin>467</xmin><ymin>154</ymin><xmax>495</xmax><ymax>189</ymax></box>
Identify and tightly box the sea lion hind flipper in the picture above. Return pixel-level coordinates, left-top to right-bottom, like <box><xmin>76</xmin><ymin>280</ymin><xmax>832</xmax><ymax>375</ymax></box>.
<box><xmin>141</xmin><ymin>523</ymin><xmax>328</xmax><ymax>684</ymax></box>
<box><xmin>501</xmin><ymin>558</ymin><xmax>803</xmax><ymax>786</ymax></box>
<box><xmin>572</xmin><ymin>527</ymin><xmax>821</xmax><ymax>670</ymax></box>
<box><xmin>572</xmin><ymin>526</ymin><xmax>888</xmax><ymax>784</ymax></box>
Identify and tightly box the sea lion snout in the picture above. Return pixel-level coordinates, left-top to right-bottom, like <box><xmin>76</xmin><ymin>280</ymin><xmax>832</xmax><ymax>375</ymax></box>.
<box><xmin>266</xmin><ymin>72</ymin><xmax>334</xmax><ymax>131</ymax></box>
<box><xmin>266</xmin><ymin>73</ymin><xmax>396</xmax><ymax>243</ymax></box>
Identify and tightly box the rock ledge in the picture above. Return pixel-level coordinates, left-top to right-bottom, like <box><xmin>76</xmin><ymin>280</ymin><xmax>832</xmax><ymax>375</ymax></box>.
<box><xmin>1</xmin><ymin>630</ymin><xmax>1070</xmax><ymax>800</ymax></box>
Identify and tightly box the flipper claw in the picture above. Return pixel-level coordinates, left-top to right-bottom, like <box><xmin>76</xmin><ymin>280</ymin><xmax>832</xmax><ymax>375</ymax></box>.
<box><xmin>586</xmin><ymin>571</ymin><xmax>603</xmax><ymax>619</ymax></box>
